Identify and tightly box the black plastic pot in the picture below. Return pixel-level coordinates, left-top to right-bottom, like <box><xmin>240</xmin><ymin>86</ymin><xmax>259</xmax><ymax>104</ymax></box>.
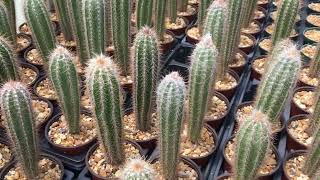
<box><xmin>16</xmin><ymin>33</ymin><xmax>32</xmax><ymax>57</ymax></box>
<box><xmin>290</xmin><ymin>86</ymin><xmax>315</xmax><ymax>117</ymax></box>
<box><xmin>282</xmin><ymin>150</ymin><xmax>308</xmax><ymax>180</ymax></box>
<box><xmin>286</xmin><ymin>114</ymin><xmax>311</xmax><ymax>151</ymax></box>
<box><xmin>303</xmin><ymin>27</ymin><xmax>320</xmax><ymax>44</ymax></box>
<box><xmin>215</xmin><ymin>69</ymin><xmax>240</xmax><ymax>101</ymax></box>
<box><xmin>20</xmin><ymin>62</ymin><xmax>40</xmax><ymax>88</ymax></box>
<box><xmin>239</xmin><ymin>33</ymin><xmax>257</xmax><ymax>55</ymax></box>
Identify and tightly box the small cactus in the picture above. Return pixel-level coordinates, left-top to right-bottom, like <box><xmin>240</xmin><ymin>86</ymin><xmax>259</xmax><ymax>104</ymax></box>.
<box><xmin>0</xmin><ymin>2</ymin><xmax>14</xmax><ymax>43</ymax></box>
<box><xmin>24</xmin><ymin>0</ymin><xmax>56</xmax><ymax>63</ymax></box>
<box><xmin>234</xmin><ymin>111</ymin><xmax>271</xmax><ymax>180</ymax></box>
<box><xmin>86</xmin><ymin>55</ymin><xmax>125</xmax><ymax>165</ymax></box>
<box><xmin>187</xmin><ymin>34</ymin><xmax>218</xmax><ymax>143</ymax></box>
<box><xmin>303</xmin><ymin>128</ymin><xmax>320</xmax><ymax>179</ymax></box>
<box><xmin>132</xmin><ymin>27</ymin><xmax>160</xmax><ymax>132</ymax></box>
<box><xmin>0</xmin><ymin>82</ymin><xmax>39</xmax><ymax>179</ymax></box>
<box><xmin>155</xmin><ymin>0</ymin><xmax>167</xmax><ymax>40</ymax></box>
<box><xmin>271</xmin><ymin>0</ymin><xmax>299</xmax><ymax>46</ymax></box>
<box><xmin>309</xmin><ymin>43</ymin><xmax>320</xmax><ymax>78</ymax></box>
<box><xmin>82</xmin><ymin>0</ymin><xmax>106</xmax><ymax>58</ymax></box>
<box><xmin>49</xmin><ymin>46</ymin><xmax>80</xmax><ymax>134</ymax></box>
<box><xmin>111</xmin><ymin>0</ymin><xmax>131</xmax><ymax>76</ymax></box>
<box><xmin>136</xmin><ymin>0</ymin><xmax>153</xmax><ymax>30</ymax></box>
<box><xmin>0</xmin><ymin>37</ymin><xmax>19</xmax><ymax>84</ymax></box>
<box><xmin>53</xmin><ymin>0</ymin><xmax>74</xmax><ymax>41</ymax></box>
<box><xmin>121</xmin><ymin>158</ymin><xmax>155</xmax><ymax>180</ymax></box>
<box><xmin>255</xmin><ymin>41</ymin><xmax>301</xmax><ymax>123</ymax></box>
<box><xmin>157</xmin><ymin>72</ymin><xmax>186</xmax><ymax>180</ymax></box>
<box><xmin>2</xmin><ymin>0</ymin><xmax>16</xmax><ymax>42</ymax></box>
<box><xmin>241</xmin><ymin>0</ymin><xmax>258</xmax><ymax>27</ymax></box>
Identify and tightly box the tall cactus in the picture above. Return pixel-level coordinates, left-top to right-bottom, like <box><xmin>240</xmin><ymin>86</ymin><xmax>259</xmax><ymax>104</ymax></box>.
<box><xmin>255</xmin><ymin>41</ymin><xmax>301</xmax><ymax>123</ymax></box>
<box><xmin>0</xmin><ymin>2</ymin><xmax>14</xmax><ymax>43</ymax></box>
<box><xmin>2</xmin><ymin>0</ymin><xmax>16</xmax><ymax>42</ymax></box>
<box><xmin>157</xmin><ymin>72</ymin><xmax>186</xmax><ymax>180</ymax></box>
<box><xmin>82</xmin><ymin>0</ymin><xmax>106</xmax><ymax>58</ymax></box>
<box><xmin>309</xmin><ymin>43</ymin><xmax>320</xmax><ymax>78</ymax></box>
<box><xmin>271</xmin><ymin>0</ymin><xmax>299</xmax><ymax>46</ymax></box>
<box><xmin>25</xmin><ymin>0</ymin><xmax>56</xmax><ymax>63</ymax></box>
<box><xmin>241</xmin><ymin>0</ymin><xmax>258</xmax><ymax>27</ymax></box>
<box><xmin>155</xmin><ymin>0</ymin><xmax>167</xmax><ymax>40</ymax></box>
<box><xmin>0</xmin><ymin>82</ymin><xmax>39</xmax><ymax>179</ymax></box>
<box><xmin>66</xmin><ymin>0</ymin><xmax>90</xmax><ymax>64</ymax></box>
<box><xmin>234</xmin><ymin>111</ymin><xmax>271</xmax><ymax>180</ymax></box>
<box><xmin>86</xmin><ymin>55</ymin><xmax>124</xmax><ymax>165</ymax></box>
<box><xmin>0</xmin><ymin>37</ymin><xmax>19</xmax><ymax>84</ymax></box>
<box><xmin>187</xmin><ymin>34</ymin><xmax>217</xmax><ymax>143</ymax></box>
<box><xmin>136</xmin><ymin>0</ymin><xmax>153</xmax><ymax>30</ymax></box>
<box><xmin>133</xmin><ymin>27</ymin><xmax>160</xmax><ymax>132</ymax></box>
<box><xmin>198</xmin><ymin>0</ymin><xmax>211</xmax><ymax>31</ymax></box>
<box><xmin>121</xmin><ymin>158</ymin><xmax>155</xmax><ymax>180</ymax></box>
<box><xmin>111</xmin><ymin>0</ymin><xmax>131</xmax><ymax>76</ymax></box>
<box><xmin>49</xmin><ymin>46</ymin><xmax>80</xmax><ymax>134</ymax></box>
<box><xmin>53</xmin><ymin>0</ymin><xmax>73</xmax><ymax>41</ymax></box>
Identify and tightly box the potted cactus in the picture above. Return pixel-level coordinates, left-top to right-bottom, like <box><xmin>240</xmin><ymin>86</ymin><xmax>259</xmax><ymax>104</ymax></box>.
<box><xmin>177</xmin><ymin>0</ymin><xmax>197</xmax><ymax>22</ymax></box>
<box><xmin>240</xmin><ymin>0</ymin><xmax>262</xmax><ymax>38</ymax></box>
<box><xmin>165</xmin><ymin>0</ymin><xmax>189</xmax><ymax>36</ymax></box>
<box><xmin>121</xmin><ymin>158</ymin><xmax>155</xmax><ymax>180</ymax></box>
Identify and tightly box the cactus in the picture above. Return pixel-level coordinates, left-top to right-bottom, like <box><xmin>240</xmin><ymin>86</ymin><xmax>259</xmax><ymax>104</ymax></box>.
<box><xmin>53</xmin><ymin>0</ymin><xmax>74</xmax><ymax>41</ymax></box>
<box><xmin>49</xmin><ymin>46</ymin><xmax>80</xmax><ymax>134</ymax></box>
<box><xmin>255</xmin><ymin>41</ymin><xmax>301</xmax><ymax>123</ymax></box>
<box><xmin>0</xmin><ymin>82</ymin><xmax>39</xmax><ymax>179</ymax></box>
<box><xmin>2</xmin><ymin>0</ymin><xmax>16</xmax><ymax>42</ymax></box>
<box><xmin>121</xmin><ymin>158</ymin><xmax>155</xmax><ymax>180</ymax></box>
<box><xmin>86</xmin><ymin>55</ymin><xmax>124</xmax><ymax>165</ymax></box>
<box><xmin>136</xmin><ymin>0</ymin><xmax>153</xmax><ymax>30</ymax></box>
<box><xmin>0</xmin><ymin>3</ymin><xmax>14</xmax><ymax>43</ymax></box>
<box><xmin>271</xmin><ymin>0</ymin><xmax>299</xmax><ymax>46</ymax></box>
<box><xmin>0</xmin><ymin>37</ymin><xmax>19</xmax><ymax>84</ymax></box>
<box><xmin>82</xmin><ymin>0</ymin><xmax>106</xmax><ymax>58</ymax></box>
<box><xmin>105</xmin><ymin>0</ymin><xmax>112</xmax><ymax>46</ymax></box>
<box><xmin>241</xmin><ymin>0</ymin><xmax>258</xmax><ymax>27</ymax></box>
<box><xmin>132</xmin><ymin>27</ymin><xmax>160</xmax><ymax>132</ymax></box>
<box><xmin>66</xmin><ymin>0</ymin><xmax>90</xmax><ymax>64</ymax></box>
<box><xmin>234</xmin><ymin>111</ymin><xmax>271</xmax><ymax>180</ymax></box>
<box><xmin>111</xmin><ymin>0</ymin><xmax>131</xmax><ymax>76</ymax></box>
<box><xmin>25</xmin><ymin>0</ymin><xmax>56</xmax><ymax>64</ymax></box>
<box><xmin>168</xmin><ymin>0</ymin><xmax>177</xmax><ymax>23</ymax></box>
<box><xmin>187</xmin><ymin>34</ymin><xmax>217</xmax><ymax>143</ymax></box>
<box><xmin>309</xmin><ymin>43</ymin><xmax>320</xmax><ymax>78</ymax></box>
<box><xmin>157</xmin><ymin>72</ymin><xmax>186</xmax><ymax>180</ymax></box>
<box><xmin>155</xmin><ymin>0</ymin><xmax>167</xmax><ymax>40</ymax></box>
<box><xmin>198</xmin><ymin>0</ymin><xmax>211</xmax><ymax>31</ymax></box>
<box><xmin>303</xmin><ymin>129</ymin><xmax>320</xmax><ymax>179</ymax></box>
<box><xmin>178</xmin><ymin>0</ymin><xmax>188</xmax><ymax>12</ymax></box>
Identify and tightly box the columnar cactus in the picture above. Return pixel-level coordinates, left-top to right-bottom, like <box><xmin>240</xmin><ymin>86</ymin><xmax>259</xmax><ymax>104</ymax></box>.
<box><xmin>0</xmin><ymin>82</ymin><xmax>39</xmax><ymax>179</ymax></box>
<box><xmin>49</xmin><ymin>46</ymin><xmax>80</xmax><ymax>134</ymax></box>
<box><xmin>0</xmin><ymin>37</ymin><xmax>19</xmax><ymax>84</ymax></box>
<box><xmin>198</xmin><ymin>0</ymin><xmax>211</xmax><ymax>30</ymax></box>
<box><xmin>66</xmin><ymin>0</ymin><xmax>90</xmax><ymax>64</ymax></box>
<box><xmin>155</xmin><ymin>0</ymin><xmax>167</xmax><ymax>40</ymax></box>
<box><xmin>136</xmin><ymin>0</ymin><xmax>153</xmax><ymax>30</ymax></box>
<box><xmin>3</xmin><ymin>0</ymin><xmax>16</xmax><ymax>41</ymax></box>
<box><xmin>241</xmin><ymin>0</ymin><xmax>258</xmax><ymax>27</ymax></box>
<box><xmin>235</xmin><ymin>112</ymin><xmax>271</xmax><ymax>180</ymax></box>
<box><xmin>53</xmin><ymin>0</ymin><xmax>73</xmax><ymax>41</ymax></box>
<box><xmin>271</xmin><ymin>0</ymin><xmax>299</xmax><ymax>46</ymax></box>
<box><xmin>121</xmin><ymin>158</ymin><xmax>155</xmax><ymax>180</ymax></box>
<box><xmin>168</xmin><ymin>0</ymin><xmax>177</xmax><ymax>23</ymax></box>
<box><xmin>105</xmin><ymin>0</ymin><xmax>112</xmax><ymax>46</ymax></box>
<box><xmin>86</xmin><ymin>55</ymin><xmax>124</xmax><ymax>165</ymax></box>
<box><xmin>309</xmin><ymin>43</ymin><xmax>320</xmax><ymax>78</ymax></box>
<box><xmin>187</xmin><ymin>34</ymin><xmax>218</xmax><ymax>143</ymax></box>
<box><xmin>255</xmin><ymin>41</ymin><xmax>301</xmax><ymax>123</ymax></box>
<box><xmin>0</xmin><ymin>2</ymin><xmax>14</xmax><ymax>43</ymax></box>
<box><xmin>303</xmin><ymin>129</ymin><xmax>320</xmax><ymax>179</ymax></box>
<box><xmin>157</xmin><ymin>72</ymin><xmax>186</xmax><ymax>180</ymax></box>
<box><xmin>132</xmin><ymin>27</ymin><xmax>160</xmax><ymax>132</ymax></box>
<box><xmin>309</xmin><ymin>86</ymin><xmax>320</xmax><ymax>131</ymax></box>
<box><xmin>25</xmin><ymin>0</ymin><xmax>56</xmax><ymax>63</ymax></box>
<box><xmin>111</xmin><ymin>0</ymin><xmax>131</xmax><ymax>76</ymax></box>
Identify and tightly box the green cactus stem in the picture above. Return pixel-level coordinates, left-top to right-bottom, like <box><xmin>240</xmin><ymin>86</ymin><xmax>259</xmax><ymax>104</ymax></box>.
<box><xmin>303</xmin><ymin>128</ymin><xmax>320</xmax><ymax>179</ymax></box>
<box><xmin>0</xmin><ymin>82</ymin><xmax>39</xmax><ymax>179</ymax></box>
<box><xmin>105</xmin><ymin>0</ymin><xmax>112</xmax><ymax>46</ymax></box>
<box><xmin>0</xmin><ymin>37</ymin><xmax>19</xmax><ymax>84</ymax></box>
<box><xmin>155</xmin><ymin>0</ymin><xmax>167</xmax><ymax>40</ymax></box>
<box><xmin>271</xmin><ymin>0</ymin><xmax>299</xmax><ymax>46</ymax></box>
<box><xmin>235</xmin><ymin>111</ymin><xmax>271</xmax><ymax>180</ymax></box>
<box><xmin>309</xmin><ymin>43</ymin><xmax>320</xmax><ymax>78</ymax></box>
<box><xmin>198</xmin><ymin>0</ymin><xmax>211</xmax><ymax>31</ymax></box>
<box><xmin>49</xmin><ymin>46</ymin><xmax>80</xmax><ymax>134</ymax></box>
<box><xmin>86</xmin><ymin>55</ymin><xmax>125</xmax><ymax>165</ymax></box>
<box><xmin>187</xmin><ymin>34</ymin><xmax>218</xmax><ymax>143</ymax></box>
<box><xmin>242</xmin><ymin>0</ymin><xmax>258</xmax><ymax>27</ymax></box>
<box><xmin>133</xmin><ymin>27</ymin><xmax>160</xmax><ymax>132</ymax></box>
<box><xmin>0</xmin><ymin>3</ymin><xmax>14</xmax><ymax>43</ymax></box>
<box><xmin>53</xmin><ymin>0</ymin><xmax>74</xmax><ymax>41</ymax></box>
<box><xmin>3</xmin><ymin>0</ymin><xmax>16</xmax><ymax>41</ymax></box>
<box><xmin>157</xmin><ymin>72</ymin><xmax>186</xmax><ymax>180</ymax></box>
<box><xmin>121</xmin><ymin>158</ymin><xmax>155</xmax><ymax>180</ymax></box>
<box><xmin>168</xmin><ymin>0</ymin><xmax>177</xmax><ymax>23</ymax></box>
<box><xmin>136</xmin><ymin>0</ymin><xmax>153</xmax><ymax>30</ymax></box>
<box><xmin>25</xmin><ymin>0</ymin><xmax>56</xmax><ymax>64</ymax></box>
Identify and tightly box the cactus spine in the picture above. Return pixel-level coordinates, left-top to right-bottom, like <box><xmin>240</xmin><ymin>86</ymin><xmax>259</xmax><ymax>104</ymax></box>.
<box><xmin>25</xmin><ymin>0</ymin><xmax>56</xmax><ymax>63</ymax></box>
<box><xmin>241</xmin><ymin>0</ymin><xmax>258</xmax><ymax>27</ymax></box>
<box><xmin>157</xmin><ymin>72</ymin><xmax>186</xmax><ymax>180</ymax></box>
<box><xmin>111</xmin><ymin>0</ymin><xmax>131</xmax><ymax>76</ymax></box>
<box><xmin>49</xmin><ymin>46</ymin><xmax>80</xmax><ymax>134</ymax></box>
<box><xmin>235</xmin><ymin>112</ymin><xmax>270</xmax><ymax>180</ymax></box>
<box><xmin>86</xmin><ymin>55</ymin><xmax>124</xmax><ymax>165</ymax></box>
<box><xmin>187</xmin><ymin>35</ymin><xmax>217</xmax><ymax>143</ymax></box>
<box><xmin>82</xmin><ymin>0</ymin><xmax>106</xmax><ymax>58</ymax></box>
<box><xmin>121</xmin><ymin>158</ymin><xmax>155</xmax><ymax>180</ymax></box>
<box><xmin>198</xmin><ymin>0</ymin><xmax>211</xmax><ymax>31</ymax></box>
<box><xmin>66</xmin><ymin>0</ymin><xmax>90</xmax><ymax>64</ymax></box>
<box><xmin>0</xmin><ymin>3</ymin><xmax>14</xmax><ymax>43</ymax></box>
<box><xmin>2</xmin><ymin>0</ymin><xmax>16</xmax><ymax>42</ymax></box>
<box><xmin>136</xmin><ymin>0</ymin><xmax>153</xmax><ymax>30</ymax></box>
<box><xmin>53</xmin><ymin>0</ymin><xmax>73</xmax><ymax>41</ymax></box>
<box><xmin>309</xmin><ymin>43</ymin><xmax>320</xmax><ymax>78</ymax></box>
<box><xmin>255</xmin><ymin>41</ymin><xmax>301</xmax><ymax>123</ymax></box>
<box><xmin>133</xmin><ymin>27</ymin><xmax>160</xmax><ymax>131</ymax></box>
<box><xmin>0</xmin><ymin>37</ymin><xmax>19</xmax><ymax>84</ymax></box>
<box><xmin>0</xmin><ymin>82</ymin><xmax>39</xmax><ymax>179</ymax></box>
<box><xmin>271</xmin><ymin>0</ymin><xmax>299</xmax><ymax>46</ymax></box>
<box><xmin>155</xmin><ymin>0</ymin><xmax>167</xmax><ymax>40</ymax></box>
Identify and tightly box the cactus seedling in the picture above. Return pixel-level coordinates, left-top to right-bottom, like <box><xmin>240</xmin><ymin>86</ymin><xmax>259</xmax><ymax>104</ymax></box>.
<box><xmin>136</xmin><ymin>0</ymin><xmax>153</xmax><ymax>30</ymax></box>
<box><xmin>187</xmin><ymin>34</ymin><xmax>218</xmax><ymax>143</ymax></box>
<box><xmin>157</xmin><ymin>72</ymin><xmax>186</xmax><ymax>180</ymax></box>
<box><xmin>53</xmin><ymin>0</ymin><xmax>74</xmax><ymax>41</ymax></box>
<box><xmin>86</xmin><ymin>55</ymin><xmax>125</xmax><ymax>165</ymax></box>
<box><xmin>49</xmin><ymin>46</ymin><xmax>80</xmax><ymax>134</ymax></box>
<box><xmin>0</xmin><ymin>82</ymin><xmax>39</xmax><ymax>179</ymax></box>
<box><xmin>155</xmin><ymin>0</ymin><xmax>167</xmax><ymax>40</ymax></box>
<box><xmin>132</xmin><ymin>27</ymin><xmax>160</xmax><ymax>131</ymax></box>
<box><xmin>308</xmin><ymin>43</ymin><xmax>320</xmax><ymax>78</ymax></box>
<box><xmin>24</xmin><ymin>0</ymin><xmax>56</xmax><ymax>63</ymax></box>
<box><xmin>121</xmin><ymin>158</ymin><xmax>155</xmax><ymax>180</ymax></box>
<box><xmin>0</xmin><ymin>37</ymin><xmax>19</xmax><ymax>84</ymax></box>
<box><xmin>0</xmin><ymin>3</ymin><xmax>14</xmax><ymax>43</ymax></box>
